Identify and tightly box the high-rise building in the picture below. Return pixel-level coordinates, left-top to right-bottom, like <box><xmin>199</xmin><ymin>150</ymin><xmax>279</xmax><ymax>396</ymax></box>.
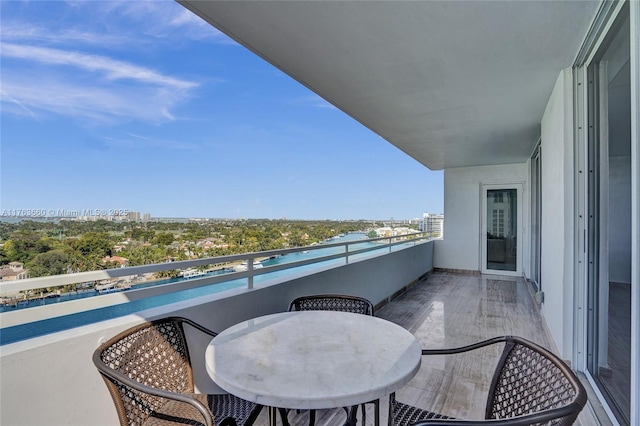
<box><xmin>127</xmin><ymin>211</ymin><xmax>141</xmax><ymax>221</ymax></box>
<box><xmin>420</xmin><ymin>213</ymin><xmax>444</xmax><ymax>238</ymax></box>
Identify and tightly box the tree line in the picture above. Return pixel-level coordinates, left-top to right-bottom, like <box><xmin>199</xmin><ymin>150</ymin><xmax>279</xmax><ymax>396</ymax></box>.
<box><xmin>0</xmin><ymin>219</ymin><xmax>382</xmax><ymax>278</ymax></box>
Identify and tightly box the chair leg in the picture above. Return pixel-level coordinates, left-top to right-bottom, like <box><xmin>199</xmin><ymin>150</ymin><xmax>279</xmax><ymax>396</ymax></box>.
<box><xmin>220</xmin><ymin>419</ymin><xmax>239</xmax><ymax>426</ymax></box>
<box><xmin>278</xmin><ymin>408</ymin><xmax>290</xmax><ymax>426</ymax></box>
<box><xmin>309</xmin><ymin>409</ymin><xmax>315</xmax><ymax>426</ymax></box>
<box><xmin>373</xmin><ymin>400</ymin><xmax>379</xmax><ymax>426</ymax></box>
<box><xmin>359</xmin><ymin>401</ymin><xmax>378</xmax><ymax>426</ymax></box>
<box><xmin>268</xmin><ymin>407</ymin><xmax>278</xmax><ymax>426</ymax></box>
<box><xmin>343</xmin><ymin>405</ymin><xmax>359</xmax><ymax>426</ymax></box>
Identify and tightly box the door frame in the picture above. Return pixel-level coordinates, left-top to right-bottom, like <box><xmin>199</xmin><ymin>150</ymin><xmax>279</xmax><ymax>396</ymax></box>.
<box><xmin>480</xmin><ymin>183</ymin><xmax>524</xmax><ymax>276</ymax></box>
<box><xmin>573</xmin><ymin>2</ymin><xmax>638</xmax><ymax>424</ymax></box>
<box><xmin>530</xmin><ymin>142</ymin><xmax>542</xmax><ymax>290</ymax></box>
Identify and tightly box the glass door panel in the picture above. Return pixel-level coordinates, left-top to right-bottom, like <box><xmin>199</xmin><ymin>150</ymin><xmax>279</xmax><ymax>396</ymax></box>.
<box><xmin>586</xmin><ymin>7</ymin><xmax>631</xmax><ymax>424</ymax></box>
<box><xmin>486</xmin><ymin>189</ymin><xmax>517</xmax><ymax>272</ymax></box>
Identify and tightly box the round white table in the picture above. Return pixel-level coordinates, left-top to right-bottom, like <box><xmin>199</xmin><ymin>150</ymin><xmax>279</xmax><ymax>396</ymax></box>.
<box><xmin>206</xmin><ymin>311</ymin><xmax>421</xmax><ymax>425</ymax></box>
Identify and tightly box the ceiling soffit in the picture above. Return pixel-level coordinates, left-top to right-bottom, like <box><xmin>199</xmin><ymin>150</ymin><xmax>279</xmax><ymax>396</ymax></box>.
<box><xmin>179</xmin><ymin>1</ymin><xmax>600</xmax><ymax>170</ymax></box>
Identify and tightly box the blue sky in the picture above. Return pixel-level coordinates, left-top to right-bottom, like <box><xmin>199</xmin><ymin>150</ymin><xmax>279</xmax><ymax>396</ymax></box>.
<box><xmin>0</xmin><ymin>0</ymin><xmax>443</xmax><ymax>221</ymax></box>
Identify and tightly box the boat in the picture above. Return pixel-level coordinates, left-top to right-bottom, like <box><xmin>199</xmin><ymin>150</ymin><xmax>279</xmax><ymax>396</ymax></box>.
<box><xmin>180</xmin><ymin>269</ymin><xmax>207</xmax><ymax>279</ymax></box>
<box><xmin>233</xmin><ymin>261</ymin><xmax>264</xmax><ymax>272</ymax></box>
<box><xmin>95</xmin><ymin>281</ymin><xmax>132</xmax><ymax>294</ymax></box>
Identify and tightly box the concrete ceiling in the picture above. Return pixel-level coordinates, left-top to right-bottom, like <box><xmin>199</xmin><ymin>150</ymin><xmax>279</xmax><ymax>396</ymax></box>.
<box><xmin>179</xmin><ymin>1</ymin><xmax>600</xmax><ymax>170</ymax></box>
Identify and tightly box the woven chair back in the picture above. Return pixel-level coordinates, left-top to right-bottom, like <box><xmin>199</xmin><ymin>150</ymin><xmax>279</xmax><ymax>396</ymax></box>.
<box><xmin>486</xmin><ymin>339</ymin><xmax>587</xmax><ymax>426</ymax></box>
<box><xmin>289</xmin><ymin>294</ymin><xmax>374</xmax><ymax>315</ymax></box>
<box><xmin>95</xmin><ymin>319</ymin><xmax>195</xmax><ymax>425</ymax></box>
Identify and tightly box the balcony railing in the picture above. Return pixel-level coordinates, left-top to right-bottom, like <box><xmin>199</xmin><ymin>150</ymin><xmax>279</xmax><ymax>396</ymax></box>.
<box><xmin>1</xmin><ymin>234</ymin><xmax>435</xmax><ymax>426</ymax></box>
<box><xmin>0</xmin><ymin>232</ymin><xmax>433</xmax><ymax>344</ymax></box>
<box><xmin>2</xmin><ymin>239</ymin><xmax>590</xmax><ymax>426</ymax></box>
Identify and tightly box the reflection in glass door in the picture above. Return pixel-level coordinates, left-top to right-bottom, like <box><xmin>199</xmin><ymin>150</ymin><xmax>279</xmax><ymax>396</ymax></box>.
<box><xmin>586</xmin><ymin>6</ymin><xmax>631</xmax><ymax>424</ymax></box>
<box><xmin>486</xmin><ymin>189</ymin><xmax>517</xmax><ymax>272</ymax></box>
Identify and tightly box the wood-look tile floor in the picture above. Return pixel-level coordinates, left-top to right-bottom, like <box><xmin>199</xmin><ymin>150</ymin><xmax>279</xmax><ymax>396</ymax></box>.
<box><xmin>251</xmin><ymin>271</ymin><xmax>592</xmax><ymax>426</ymax></box>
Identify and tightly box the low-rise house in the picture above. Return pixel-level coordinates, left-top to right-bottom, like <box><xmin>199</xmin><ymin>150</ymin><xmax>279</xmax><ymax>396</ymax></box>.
<box><xmin>0</xmin><ymin>262</ymin><xmax>29</xmax><ymax>281</ymax></box>
<box><xmin>101</xmin><ymin>256</ymin><xmax>129</xmax><ymax>268</ymax></box>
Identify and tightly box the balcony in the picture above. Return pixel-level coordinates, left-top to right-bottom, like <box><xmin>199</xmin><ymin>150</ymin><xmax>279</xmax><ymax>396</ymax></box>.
<box><xmin>0</xmin><ymin>237</ymin><xmax>596</xmax><ymax>425</ymax></box>
<box><xmin>259</xmin><ymin>272</ymin><xmax>595</xmax><ymax>426</ymax></box>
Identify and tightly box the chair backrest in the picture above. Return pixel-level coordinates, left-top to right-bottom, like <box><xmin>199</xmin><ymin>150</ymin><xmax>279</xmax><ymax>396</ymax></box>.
<box><xmin>288</xmin><ymin>294</ymin><xmax>374</xmax><ymax>315</ymax></box>
<box><xmin>93</xmin><ymin>317</ymin><xmax>195</xmax><ymax>426</ymax></box>
<box><xmin>486</xmin><ymin>337</ymin><xmax>587</xmax><ymax>426</ymax></box>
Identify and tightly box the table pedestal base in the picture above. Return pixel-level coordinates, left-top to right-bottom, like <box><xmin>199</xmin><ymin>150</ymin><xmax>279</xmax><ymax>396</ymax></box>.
<box><xmin>270</xmin><ymin>404</ymin><xmax>374</xmax><ymax>426</ymax></box>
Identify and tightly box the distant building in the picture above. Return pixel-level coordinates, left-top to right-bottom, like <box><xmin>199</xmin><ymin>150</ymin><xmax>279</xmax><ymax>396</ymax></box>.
<box><xmin>101</xmin><ymin>256</ymin><xmax>129</xmax><ymax>268</ymax></box>
<box><xmin>373</xmin><ymin>227</ymin><xmax>393</xmax><ymax>237</ymax></box>
<box><xmin>0</xmin><ymin>262</ymin><xmax>30</xmax><ymax>280</ymax></box>
<box><xmin>127</xmin><ymin>211</ymin><xmax>141</xmax><ymax>221</ymax></box>
<box><xmin>421</xmin><ymin>213</ymin><xmax>444</xmax><ymax>238</ymax></box>
<box><xmin>373</xmin><ymin>226</ymin><xmax>417</xmax><ymax>238</ymax></box>
<box><xmin>142</xmin><ymin>213</ymin><xmax>151</xmax><ymax>221</ymax></box>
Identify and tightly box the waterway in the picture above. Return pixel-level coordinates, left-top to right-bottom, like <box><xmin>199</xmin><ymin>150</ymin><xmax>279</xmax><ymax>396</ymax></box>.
<box><xmin>0</xmin><ymin>233</ymin><xmax>398</xmax><ymax>345</ymax></box>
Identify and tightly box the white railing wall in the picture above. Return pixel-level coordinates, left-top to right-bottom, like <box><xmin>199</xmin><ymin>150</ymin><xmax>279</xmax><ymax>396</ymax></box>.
<box><xmin>0</xmin><ymin>233</ymin><xmax>431</xmax><ymax>328</ymax></box>
<box><xmin>0</xmin><ymin>240</ymin><xmax>433</xmax><ymax>426</ymax></box>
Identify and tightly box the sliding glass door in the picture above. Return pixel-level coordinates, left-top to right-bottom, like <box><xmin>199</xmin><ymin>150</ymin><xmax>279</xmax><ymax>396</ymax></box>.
<box><xmin>585</xmin><ymin>6</ymin><xmax>631</xmax><ymax>424</ymax></box>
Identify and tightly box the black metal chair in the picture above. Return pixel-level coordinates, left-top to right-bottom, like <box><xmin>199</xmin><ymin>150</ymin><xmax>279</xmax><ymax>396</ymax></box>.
<box><xmin>286</xmin><ymin>294</ymin><xmax>377</xmax><ymax>426</ymax></box>
<box><xmin>93</xmin><ymin>316</ymin><xmax>263</xmax><ymax>426</ymax></box>
<box><xmin>389</xmin><ymin>336</ymin><xmax>587</xmax><ymax>426</ymax></box>
<box><xmin>288</xmin><ymin>294</ymin><xmax>374</xmax><ymax>316</ymax></box>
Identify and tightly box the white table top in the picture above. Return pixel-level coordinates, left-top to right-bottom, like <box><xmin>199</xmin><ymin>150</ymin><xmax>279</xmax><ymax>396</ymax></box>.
<box><xmin>205</xmin><ymin>311</ymin><xmax>421</xmax><ymax>410</ymax></box>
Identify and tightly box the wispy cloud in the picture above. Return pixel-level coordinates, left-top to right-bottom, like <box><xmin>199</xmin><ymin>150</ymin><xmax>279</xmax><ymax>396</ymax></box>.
<box><xmin>303</xmin><ymin>94</ymin><xmax>338</xmax><ymax>110</ymax></box>
<box><xmin>0</xmin><ymin>43</ymin><xmax>198</xmax><ymax>124</ymax></box>
<box><xmin>0</xmin><ymin>1</ymin><xmax>230</xmax><ymax>49</ymax></box>
<box><xmin>1</xmin><ymin>73</ymin><xmax>186</xmax><ymax>124</ymax></box>
<box><xmin>71</xmin><ymin>0</ymin><xmax>228</xmax><ymax>43</ymax></box>
<box><xmin>171</xmin><ymin>8</ymin><xmax>207</xmax><ymax>27</ymax></box>
<box><xmin>0</xmin><ymin>1</ymin><xmax>229</xmax><ymax>124</ymax></box>
<box><xmin>2</xmin><ymin>43</ymin><xmax>197</xmax><ymax>90</ymax></box>
<box><xmin>0</xmin><ymin>23</ymin><xmax>132</xmax><ymax>48</ymax></box>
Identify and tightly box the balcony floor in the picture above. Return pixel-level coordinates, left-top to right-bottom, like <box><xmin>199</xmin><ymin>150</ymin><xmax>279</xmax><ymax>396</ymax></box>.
<box><xmin>252</xmin><ymin>271</ymin><xmax>592</xmax><ymax>426</ymax></box>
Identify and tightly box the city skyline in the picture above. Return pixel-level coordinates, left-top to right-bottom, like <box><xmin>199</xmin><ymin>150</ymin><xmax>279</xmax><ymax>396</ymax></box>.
<box><xmin>0</xmin><ymin>1</ymin><xmax>443</xmax><ymax>220</ymax></box>
<box><xmin>0</xmin><ymin>208</ymin><xmax>442</xmax><ymax>222</ymax></box>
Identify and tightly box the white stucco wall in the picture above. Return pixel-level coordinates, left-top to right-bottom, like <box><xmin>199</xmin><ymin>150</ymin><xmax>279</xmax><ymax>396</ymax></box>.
<box><xmin>539</xmin><ymin>68</ymin><xmax>575</xmax><ymax>360</ymax></box>
<box><xmin>434</xmin><ymin>163</ymin><xmax>529</xmax><ymax>273</ymax></box>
